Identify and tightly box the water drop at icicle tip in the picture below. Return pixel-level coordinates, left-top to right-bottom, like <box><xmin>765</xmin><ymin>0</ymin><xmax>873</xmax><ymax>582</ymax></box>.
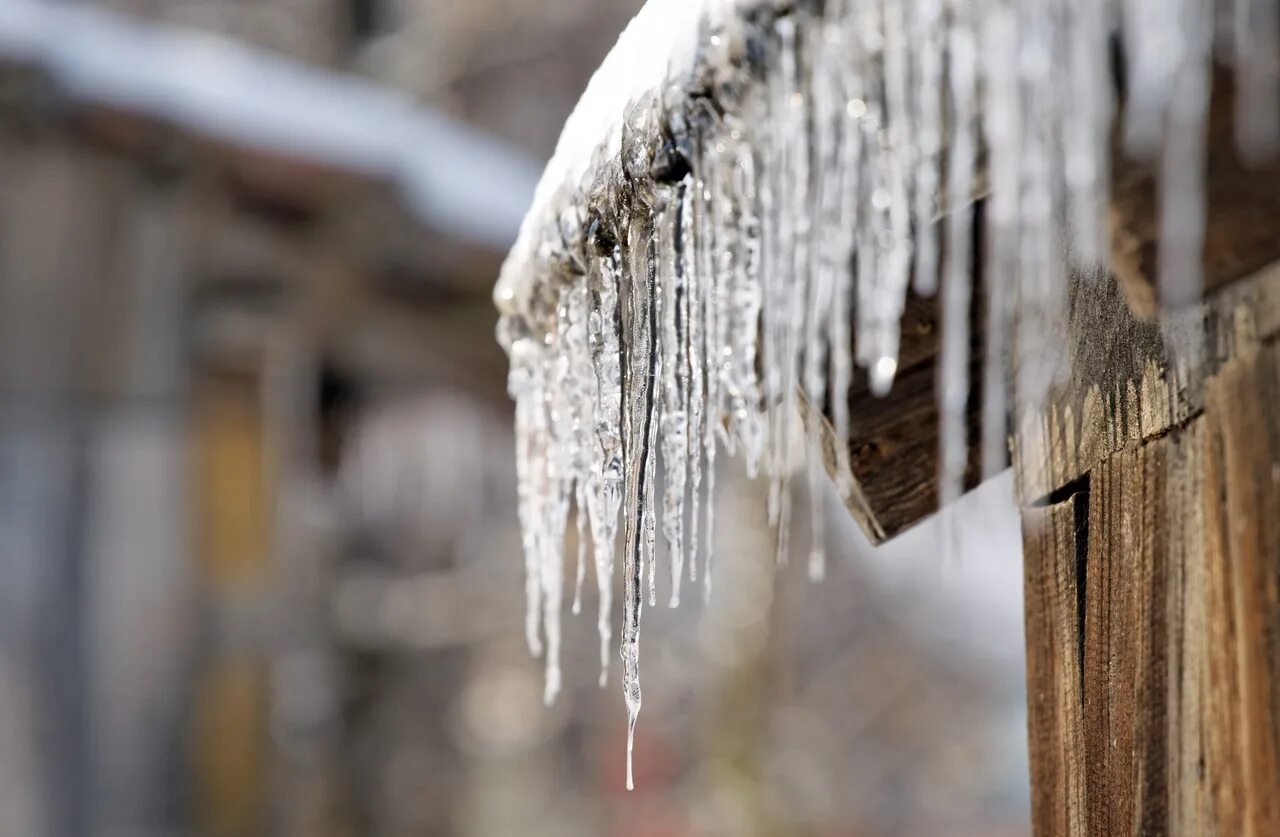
<box><xmin>870</xmin><ymin>356</ymin><xmax>897</xmax><ymax>396</ymax></box>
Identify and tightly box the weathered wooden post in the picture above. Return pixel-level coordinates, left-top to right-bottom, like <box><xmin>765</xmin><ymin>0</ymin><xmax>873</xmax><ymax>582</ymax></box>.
<box><xmin>1015</xmin><ymin>72</ymin><xmax>1280</xmax><ymax>834</ymax></box>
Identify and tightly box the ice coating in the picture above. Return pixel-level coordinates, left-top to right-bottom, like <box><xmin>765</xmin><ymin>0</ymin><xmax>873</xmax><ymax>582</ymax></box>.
<box><xmin>496</xmin><ymin>0</ymin><xmax>1275</xmax><ymax>789</ymax></box>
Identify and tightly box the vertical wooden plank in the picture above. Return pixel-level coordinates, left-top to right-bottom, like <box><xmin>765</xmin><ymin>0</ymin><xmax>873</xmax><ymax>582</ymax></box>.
<box><xmin>1165</xmin><ymin>422</ymin><xmax>1211</xmax><ymax>835</ymax></box>
<box><xmin>1080</xmin><ymin>441</ymin><xmax>1170</xmax><ymax>835</ymax></box>
<box><xmin>1201</xmin><ymin>345</ymin><xmax>1280</xmax><ymax>837</ymax></box>
<box><xmin>1133</xmin><ymin>439</ymin><xmax>1172</xmax><ymax>834</ymax></box>
<box><xmin>1022</xmin><ymin>493</ymin><xmax>1088</xmax><ymax>837</ymax></box>
<box><xmin>1021</xmin><ymin>339</ymin><xmax>1280</xmax><ymax>835</ymax></box>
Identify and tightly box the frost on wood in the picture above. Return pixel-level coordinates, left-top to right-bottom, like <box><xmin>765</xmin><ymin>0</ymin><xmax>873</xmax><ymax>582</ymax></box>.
<box><xmin>494</xmin><ymin>0</ymin><xmax>1279</xmax><ymax>788</ymax></box>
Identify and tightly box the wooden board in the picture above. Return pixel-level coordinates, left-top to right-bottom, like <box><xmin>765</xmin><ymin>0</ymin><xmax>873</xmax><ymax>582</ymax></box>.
<box><xmin>1021</xmin><ymin>339</ymin><xmax>1280</xmax><ymax>835</ymax></box>
<box><xmin>817</xmin><ymin>207</ymin><xmax>992</xmax><ymax>544</ymax></box>
<box><xmin>1022</xmin><ymin>492</ymin><xmax>1088</xmax><ymax>837</ymax></box>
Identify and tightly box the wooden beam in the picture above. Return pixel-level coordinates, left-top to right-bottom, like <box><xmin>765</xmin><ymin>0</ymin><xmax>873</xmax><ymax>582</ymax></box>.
<box><xmin>818</xmin><ymin>206</ymin><xmax>991</xmax><ymax>544</ymax></box>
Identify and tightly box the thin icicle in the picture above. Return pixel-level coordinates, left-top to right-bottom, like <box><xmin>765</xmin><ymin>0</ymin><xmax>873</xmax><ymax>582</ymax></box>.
<box><xmin>869</xmin><ymin>0</ymin><xmax>911</xmax><ymax>395</ymax></box>
<box><xmin>910</xmin><ymin>0</ymin><xmax>944</xmax><ymax>297</ymax></box>
<box><xmin>1234</xmin><ymin>0</ymin><xmax>1280</xmax><ymax>160</ymax></box>
<box><xmin>1064</xmin><ymin>0</ymin><xmax>1112</xmax><ymax>267</ymax></box>
<box><xmin>573</xmin><ymin>477</ymin><xmax>587</xmax><ymax>617</ymax></box>
<box><xmin>659</xmin><ymin>184</ymin><xmax>689</xmax><ymax>607</ymax></box>
<box><xmin>938</xmin><ymin>1</ymin><xmax>976</xmax><ymax>510</ymax></box>
<box><xmin>979</xmin><ymin>4</ymin><xmax>1019</xmax><ymax>480</ymax></box>
<box><xmin>564</xmin><ymin>284</ymin><xmax>597</xmax><ymax>621</ymax></box>
<box><xmin>646</xmin><ymin>232</ymin><xmax>662</xmax><ymax>611</ymax></box>
<box><xmin>509</xmin><ymin>337</ymin><xmax>545</xmax><ymax>660</ymax></box>
<box><xmin>703</xmin><ymin>441</ymin><xmax>717</xmax><ymax>603</ymax></box>
<box><xmin>828</xmin><ymin>6</ymin><xmax>864</xmax><ymax>498</ymax></box>
<box><xmin>805</xmin><ymin>17</ymin><xmax>845</xmax><ymax>582</ymax></box>
<box><xmin>701</xmin><ymin>138</ymin><xmax>727</xmax><ymax>601</ymax></box>
<box><xmin>767</xmin><ymin>14</ymin><xmax>809</xmax><ymax>566</ymax></box>
<box><xmin>686</xmin><ymin>144</ymin><xmax>708</xmax><ymax>586</ymax></box>
<box><xmin>727</xmin><ymin>136</ymin><xmax>766</xmax><ymax>476</ymax></box>
<box><xmin>1158</xmin><ymin>0</ymin><xmax>1213</xmax><ymax>309</ymax></box>
<box><xmin>589</xmin><ymin>250</ymin><xmax>625</xmax><ymax>687</ymax></box>
<box><xmin>618</xmin><ymin>219</ymin><xmax>656</xmax><ymax>788</ymax></box>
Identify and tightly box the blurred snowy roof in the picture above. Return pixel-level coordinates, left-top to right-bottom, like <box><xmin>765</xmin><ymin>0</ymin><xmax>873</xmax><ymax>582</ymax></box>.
<box><xmin>0</xmin><ymin>0</ymin><xmax>541</xmax><ymax>250</ymax></box>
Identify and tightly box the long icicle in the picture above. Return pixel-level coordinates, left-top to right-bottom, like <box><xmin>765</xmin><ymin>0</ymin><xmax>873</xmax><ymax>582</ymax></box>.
<box><xmin>660</xmin><ymin>183</ymin><xmax>690</xmax><ymax>607</ymax></box>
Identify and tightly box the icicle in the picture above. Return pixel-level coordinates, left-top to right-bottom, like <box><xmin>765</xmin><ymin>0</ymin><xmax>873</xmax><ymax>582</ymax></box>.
<box><xmin>766</xmin><ymin>13</ymin><xmax>808</xmax><ymax>566</ymax></box>
<box><xmin>938</xmin><ymin>1</ymin><xmax>976</xmax><ymax>510</ymax></box>
<box><xmin>1234</xmin><ymin>0</ymin><xmax>1280</xmax><ymax>160</ymax></box>
<box><xmin>645</xmin><ymin>227</ymin><xmax>662</xmax><ymax>611</ymax></box>
<box><xmin>564</xmin><ymin>283</ymin><xmax>597</xmax><ymax>621</ymax></box>
<box><xmin>539</xmin><ymin>506</ymin><xmax>565</xmax><ymax>706</ymax></box>
<box><xmin>703</xmin><ymin>438</ymin><xmax>717</xmax><ymax>603</ymax></box>
<box><xmin>805</xmin><ymin>17</ymin><xmax>845</xmax><ymax>582</ymax></box>
<box><xmin>572</xmin><ymin>501</ymin><xmax>587</xmax><ymax>616</ymax></box>
<box><xmin>618</xmin><ymin>218</ymin><xmax>657</xmax><ymax>787</ymax></box>
<box><xmin>910</xmin><ymin>0</ymin><xmax>944</xmax><ymax>297</ymax></box>
<box><xmin>589</xmin><ymin>248</ymin><xmax>625</xmax><ymax>687</ymax></box>
<box><xmin>870</xmin><ymin>0</ymin><xmax>911</xmax><ymax>396</ymax></box>
<box><xmin>659</xmin><ymin>184</ymin><xmax>689</xmax><ymax>607</ymax></box>
<box><xmin>727</xmin><ymin>137</ymin><xmax>766</xmax><ymax>476</ymax></box>
<box><xmin>686</xmin><ymin>140</ymin><xmax>708</xmax><ymax>586</ymax></box>
<box><xmin>979</xmin><ymin>4</ymin><xmax>1019</xmax><ymax>480</ymax></box>
<box><xmin>1013</xmin><ymin>0</ymin><xmax>1066</xmax><ymax>435</ymax></box>
<box><xmin>538</xmin><ymin>289</ymin><xmax>585</xmax><ymax>706</ymax></box>
<box><xmin>1157</xmin><ymin>0</ymin><xmax>1213</xmax><ymax>309</ymax></box>
<box><xmin>1064</xmin><ymin>0</ymin><xmax>1112</xmax><ymax>267</ymax></box>
<box><xmin>700</xmin><ymin>140</ymin><xmax>721</xmax><ymax>602</ymax></box>
<box><xmin>508</xmin><ymin>336</ymin><xmax>545</xmax><ymax>660</ymax></box>
<box><xmin>1122</xmin><ymin>0</ymin><xmax>1184</xmax><ymax>156</ymax></box>
<box><xmin>827</xmin><ymin>6</ymin><xmax>864</xmax><ymax>498</ymax></box>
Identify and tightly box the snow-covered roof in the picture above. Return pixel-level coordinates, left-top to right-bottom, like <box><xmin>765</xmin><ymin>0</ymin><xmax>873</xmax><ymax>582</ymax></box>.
<box><xmin>0</xmin><ymin>0</ymin><xmax>541</xmax><ymax>251</ymax></box>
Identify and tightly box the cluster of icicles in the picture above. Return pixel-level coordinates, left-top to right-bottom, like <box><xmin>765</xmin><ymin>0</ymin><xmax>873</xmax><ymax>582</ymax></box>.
<box><xmin>494</xmin><ymin>0</ymin><xmax>1278</xmax><ymax>788</ymax></box>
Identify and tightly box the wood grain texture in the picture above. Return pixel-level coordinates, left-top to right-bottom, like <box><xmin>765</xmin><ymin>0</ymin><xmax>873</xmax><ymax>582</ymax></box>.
<box><xmin>1013</xmin><ymin>263</ymin><xmax>1280</xmax><ymax>505</ymax></box>
<box><xmin>1201</xmin><ymin>343</ymin><xmax>1280</xmax><ymax>836</ymax></box>
<box><xmin>1022</xmin><ymin>492</ymin><xmax>1088</xmax><ymax>837</ymax></box>
<box><xmin>1020</xmin><ymin>339</ymin><xmax>1280</xmax><ymax>836</ymax></box>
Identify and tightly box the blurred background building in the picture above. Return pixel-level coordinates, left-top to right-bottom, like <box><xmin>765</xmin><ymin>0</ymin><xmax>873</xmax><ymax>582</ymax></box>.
<box><xmin>0</xmin><ymin>2</ymin><xmax>1031</xmax><ymax>835</ymax></box>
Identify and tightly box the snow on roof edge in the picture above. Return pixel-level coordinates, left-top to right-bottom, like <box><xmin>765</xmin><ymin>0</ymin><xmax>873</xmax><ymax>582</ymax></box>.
<box><xmin>494</xmin><ymin>0</ymin><xmax>743</xmax><ymax>315</ymax></box>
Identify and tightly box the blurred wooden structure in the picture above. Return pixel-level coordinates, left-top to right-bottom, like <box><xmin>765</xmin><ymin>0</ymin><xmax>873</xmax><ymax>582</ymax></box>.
<box><xmin>0</xmin><ymin>6</ymin><xmax>534</xmax><ymax>835</ymax></box>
